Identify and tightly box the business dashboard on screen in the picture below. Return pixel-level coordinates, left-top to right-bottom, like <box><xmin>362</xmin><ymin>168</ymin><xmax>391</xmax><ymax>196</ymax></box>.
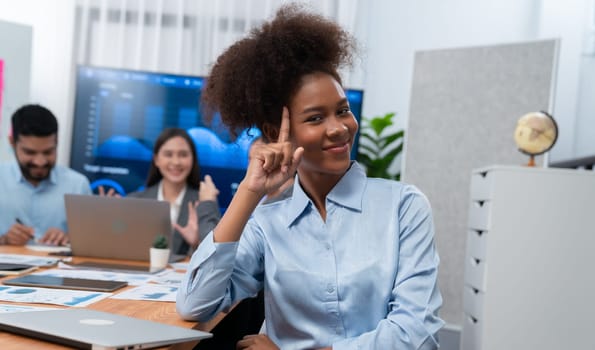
<box><xmin>70</xmin><ymin>65</ymin><xmax>364</xmax><ymax>210</ymax></box>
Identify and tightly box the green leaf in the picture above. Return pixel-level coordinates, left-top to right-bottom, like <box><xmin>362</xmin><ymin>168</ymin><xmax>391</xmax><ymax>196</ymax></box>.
<box><xmin>358</xmin><ymin>144</ymin><xmax>378</xmax><ymax>157</ymax></box>
<box><xmin>359</xmin><ymin>133</ymin><xmax>378</xmax><ymax>144</ymax></box>
<box><xmin>378</xmin><ymin>130</ymin><xmax>405</xmax><ymax>146</ymax></box>
<box><xmin>378</xmin><ymin>152</ymin><xmax>398</xmax><ymax>170</ymax></box>
<box><xmin>380</xmin><ymin>143</ymin><xmax>403</xmax><ymax>166</ymax></box>
<box><xmin>369</xmin><ymin>112</ymin><xmax>395</xmax><ymax>136</ymax></box>
<box><xmin>357</xmin><ymin>152</ymin><xmax>373</xmax><ymax>165</ymax></box>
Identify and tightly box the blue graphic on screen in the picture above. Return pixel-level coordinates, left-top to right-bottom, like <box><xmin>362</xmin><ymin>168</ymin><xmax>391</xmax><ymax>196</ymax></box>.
<box><xmin>70</xmin><ymin>65</ymin><xmax>364</xmax><ymax>211</ymax></box>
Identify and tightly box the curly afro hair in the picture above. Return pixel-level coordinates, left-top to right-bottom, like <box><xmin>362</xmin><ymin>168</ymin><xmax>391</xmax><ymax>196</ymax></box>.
<box><xmin>201</xmin><ymin>3</ymin><xmax>357</xmax><ymax>141</ymax></box>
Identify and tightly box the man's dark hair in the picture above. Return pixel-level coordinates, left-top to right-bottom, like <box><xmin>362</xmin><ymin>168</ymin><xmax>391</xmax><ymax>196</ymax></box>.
<box><xmin>11</xmin><ymin>104</ymin><xmax>58</xmax><ymax>141</ymax></box>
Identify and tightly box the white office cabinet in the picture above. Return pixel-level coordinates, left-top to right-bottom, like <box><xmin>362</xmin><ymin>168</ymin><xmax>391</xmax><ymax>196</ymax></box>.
<box><xmin>461</xmin><ymin>165</ymin><xmax>595</xmax><ymax>350</ymax></box>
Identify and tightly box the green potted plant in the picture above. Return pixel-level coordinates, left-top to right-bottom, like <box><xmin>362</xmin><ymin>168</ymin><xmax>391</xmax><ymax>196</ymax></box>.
<box><xmin>150</xmin><ymin>234</ymin><xmax>170</xmax><ymax>269</ymax></box>
<box><xmin>152</xmin><ymin>235</ymin><xmax>169</xmax><ymax>249</ymax></box>
<box><xmin>357</xmin><ymin>112</ymin><xmax>404</xmax><ymax>180</ymax></box>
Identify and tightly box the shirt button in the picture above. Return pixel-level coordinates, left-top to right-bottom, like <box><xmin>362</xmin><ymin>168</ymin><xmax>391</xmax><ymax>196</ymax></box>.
<box><xmin>325</xmin><ymin>243</ymin><xmax>331</xmax><ymax>250</ymax></box>
<box><xmin>326</xmin><ymin>284</ymin><xmax>335</xmax><ymax>293</ymax></box>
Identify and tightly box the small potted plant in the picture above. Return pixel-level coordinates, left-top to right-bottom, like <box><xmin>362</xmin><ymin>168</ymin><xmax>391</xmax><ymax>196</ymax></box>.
<box><xmin>150</xmin><ymin>234</ymin><xmax>170</xmax><ymax>269</ymax></box>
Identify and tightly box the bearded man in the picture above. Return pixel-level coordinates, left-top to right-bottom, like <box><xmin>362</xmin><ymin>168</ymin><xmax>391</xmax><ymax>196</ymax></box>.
<box><xmin>0</xmin><ymin>104</ymin><xmax>91</xmax><ymax>246</ymax></box>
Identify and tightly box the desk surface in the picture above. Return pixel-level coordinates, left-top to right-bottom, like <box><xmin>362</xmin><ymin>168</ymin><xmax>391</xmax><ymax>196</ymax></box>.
<box><xmin>0</xmin><ymin>246</ymin><xmax>221</xmax><ymax>349</ymax></box>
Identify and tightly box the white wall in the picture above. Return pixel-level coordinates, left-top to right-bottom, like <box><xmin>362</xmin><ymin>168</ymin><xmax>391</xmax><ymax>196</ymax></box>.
<box><xmin>0</xmin><ymin>0</ymin><xmax>76</xmax><ymax>165</ymax></box>
<box><xmin>0</xmin><ymin>19</ymin><xmax>32</xmax><ymax>162</ymax></box>
<box><xmin>362</xmin><ymin>0</ymin><xmax>540</xmax><ymax>130</ymax></box>
<box><xmin>537</xmin><ymin>0</ymin><xmax>589</xmax><ymax>162</ymax></box>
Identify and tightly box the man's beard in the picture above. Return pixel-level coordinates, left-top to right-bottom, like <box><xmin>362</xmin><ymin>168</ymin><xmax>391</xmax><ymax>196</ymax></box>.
<box><xmin>19</xmin><ymin>162</ymin><xmax>53</xmax><ymax>183</ymax></box>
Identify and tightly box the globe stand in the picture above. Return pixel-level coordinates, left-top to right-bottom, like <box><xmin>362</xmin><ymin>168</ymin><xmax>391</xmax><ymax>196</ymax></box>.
<box><xmin>526</xmin><ymin>155</ymin><xmax>535</xmax><ymax>167</ymax></box>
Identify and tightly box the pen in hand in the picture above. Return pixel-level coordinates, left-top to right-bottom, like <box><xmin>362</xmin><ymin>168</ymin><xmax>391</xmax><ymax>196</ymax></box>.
<box><xmin>14</xmin><ymin>218</ymin><xmax>35</xmax><ymax>242</ymax></box>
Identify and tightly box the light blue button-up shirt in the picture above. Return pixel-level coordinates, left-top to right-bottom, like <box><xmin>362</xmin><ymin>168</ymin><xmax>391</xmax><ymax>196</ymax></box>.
<box><xmin>177</xmin><ymin>162</ymin><xmax>443</xmax><ymax>349</ymax></box>
<box><xmin>0</xmin><ymin>160</ymin><xmax>92</xmax><ymax>240</ymax></box>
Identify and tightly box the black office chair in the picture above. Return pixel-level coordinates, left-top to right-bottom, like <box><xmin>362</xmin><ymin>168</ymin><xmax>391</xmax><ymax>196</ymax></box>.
<box><xmin>194</xmin><ymin>290</ymin><xmax>265</xmax><ymax>350</ymax></box>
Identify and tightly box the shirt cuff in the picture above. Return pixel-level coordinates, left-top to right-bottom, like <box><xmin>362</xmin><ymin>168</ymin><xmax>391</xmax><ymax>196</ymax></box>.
<box><xmin>189</xmin><ymin>231</ymin><xmax>239</xmax><ymax>270</ymax></box>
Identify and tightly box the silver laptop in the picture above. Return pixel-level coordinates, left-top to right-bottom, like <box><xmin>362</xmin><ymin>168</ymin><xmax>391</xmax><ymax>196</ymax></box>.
<box><xmin>0</xmin><ymin>308</ymin><xmax>211</xmax><ymax>349</ymax></box>
<box><xmin>65</xmin><ymin>194</ymin><xmax>171</xmax><ymax>261</ymax></box>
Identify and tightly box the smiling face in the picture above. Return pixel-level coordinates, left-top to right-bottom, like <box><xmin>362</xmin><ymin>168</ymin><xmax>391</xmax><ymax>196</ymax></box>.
<box><xmin>12</xmin><ymin>134</ymin><xmax>57</xmax><ymax>186</ymax></box>
<box><xmin>153</xmin><ymin>136</ymin><xmax>194</xmax><ymax>186</ymax></box>
<box><xmin>288</xmin><ymin>72</ymin><xmax>358</xmax><ymax>178</ymax></box>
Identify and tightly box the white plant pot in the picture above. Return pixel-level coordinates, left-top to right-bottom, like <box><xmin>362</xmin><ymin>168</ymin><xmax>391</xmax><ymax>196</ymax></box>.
<box><xmin>150</xmin><ymin>247</ymin><xmax>170</xmax><ymax>269</ymax></box>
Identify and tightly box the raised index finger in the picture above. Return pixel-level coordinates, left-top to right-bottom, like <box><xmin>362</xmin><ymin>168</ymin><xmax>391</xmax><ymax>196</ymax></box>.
<box><xmin>277</xmin><ymin>107</ymin><xmax>290</xmax><ymax>143</ymax></box>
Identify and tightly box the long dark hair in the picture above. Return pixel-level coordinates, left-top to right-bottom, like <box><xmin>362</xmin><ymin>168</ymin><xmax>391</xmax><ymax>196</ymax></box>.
<box><xmin>145</xmin><ymin>128</ymin><xmax>201</xmax><ymax>189</ymax></box>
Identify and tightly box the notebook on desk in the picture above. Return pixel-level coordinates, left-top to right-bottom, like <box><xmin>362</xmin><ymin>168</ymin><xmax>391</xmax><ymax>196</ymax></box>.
<box><xmin>0</xmin><ymin>308</ymin><xmax>211</xmax><ymax>349</ymax></box>
<box><xmin>65</xmin><ymin>194</ymin><xmax>183</xmax><ymax>262</ymax></box>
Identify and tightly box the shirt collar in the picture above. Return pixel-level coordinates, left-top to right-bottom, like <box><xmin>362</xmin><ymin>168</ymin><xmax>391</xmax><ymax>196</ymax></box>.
<box><xmin>48</xmin><ymin>166</ymin><xmax>57</xmax><ymax>185</ymax></box>
<box><xmin>9</xmin><ymin>160</ymin><xmax>22</xmax><ymax>182</ymax></box>
<box><xmin>286</xmin><ymin>161</ymin><xmax>366</xmax><ymax>227</ymax></box>
<box><xmin>157</xmin><ymin>180</ymin><xmax>187</xmax><ymax>206</ymax></box>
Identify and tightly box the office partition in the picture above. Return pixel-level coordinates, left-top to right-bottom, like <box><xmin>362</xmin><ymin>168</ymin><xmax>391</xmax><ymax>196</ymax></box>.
<box><xmin>403</xmin><ymin>39</ymin><xmax>558</xmax><ymax>325</ymax></box>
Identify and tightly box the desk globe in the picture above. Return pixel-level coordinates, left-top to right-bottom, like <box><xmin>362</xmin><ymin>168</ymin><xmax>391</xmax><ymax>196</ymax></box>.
<box><xmin>514</xmin><ymin>111</ymin><xmax>558</xmax><ymax>166</ymax></box>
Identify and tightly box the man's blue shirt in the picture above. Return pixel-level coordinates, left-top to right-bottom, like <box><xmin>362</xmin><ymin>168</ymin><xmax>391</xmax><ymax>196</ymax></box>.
<box><xmin>0</xmin><ymin>160</ymin><xmax>92</xmax><ymax>240</ymax></box>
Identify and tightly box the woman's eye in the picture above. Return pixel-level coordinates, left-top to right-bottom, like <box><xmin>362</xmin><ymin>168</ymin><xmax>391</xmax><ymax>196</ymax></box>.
<box><xmin>338</xmin><ymin>107</ymin><xmax>351</xmax><ymax>115</ymax></box>
<box><xmin>306</xmin><ymin>115</ymin><xmax>323</xmax><ymax>123</ymax></box>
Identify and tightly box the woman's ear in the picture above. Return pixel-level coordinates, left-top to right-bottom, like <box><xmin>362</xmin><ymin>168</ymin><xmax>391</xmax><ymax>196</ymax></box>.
<box><xmin>261</xmin><ymin>122</ymin><xmax>279</xmax><ymax>143</ymax></box>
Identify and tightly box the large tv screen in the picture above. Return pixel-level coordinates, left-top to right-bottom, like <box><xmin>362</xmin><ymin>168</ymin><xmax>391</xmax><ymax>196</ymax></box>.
<box><xmin>70</xmin><ymin>65</ymin><xmax>364</xmax><ymax>210</ymax></box>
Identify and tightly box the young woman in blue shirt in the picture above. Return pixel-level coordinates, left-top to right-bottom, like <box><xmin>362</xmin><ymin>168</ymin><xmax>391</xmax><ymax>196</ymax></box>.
<box><xmin>177</xmin><ymin>4</ymin><xmax>444</xmax><ymax>349</ymax></box>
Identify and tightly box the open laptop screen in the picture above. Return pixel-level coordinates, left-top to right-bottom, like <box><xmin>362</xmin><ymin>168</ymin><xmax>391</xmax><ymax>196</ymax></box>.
<box><xmin>65</xmin><ymin>194</ymin><xmax>170</xmax><ymax>261</ymax></box>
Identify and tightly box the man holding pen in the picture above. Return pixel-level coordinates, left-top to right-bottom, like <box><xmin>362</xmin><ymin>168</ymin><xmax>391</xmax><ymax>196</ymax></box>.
<box><xmin>0</xmin><ymin>104</ymin><xmax>91</xmax><ymax>246</ymax></box>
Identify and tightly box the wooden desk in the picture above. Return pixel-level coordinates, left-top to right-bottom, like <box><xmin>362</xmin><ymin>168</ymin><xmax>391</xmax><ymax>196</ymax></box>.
<box><xmin>0</xmin><ymin>246</ymin><xmax>223</xmax><ymax>349</ymax></box>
